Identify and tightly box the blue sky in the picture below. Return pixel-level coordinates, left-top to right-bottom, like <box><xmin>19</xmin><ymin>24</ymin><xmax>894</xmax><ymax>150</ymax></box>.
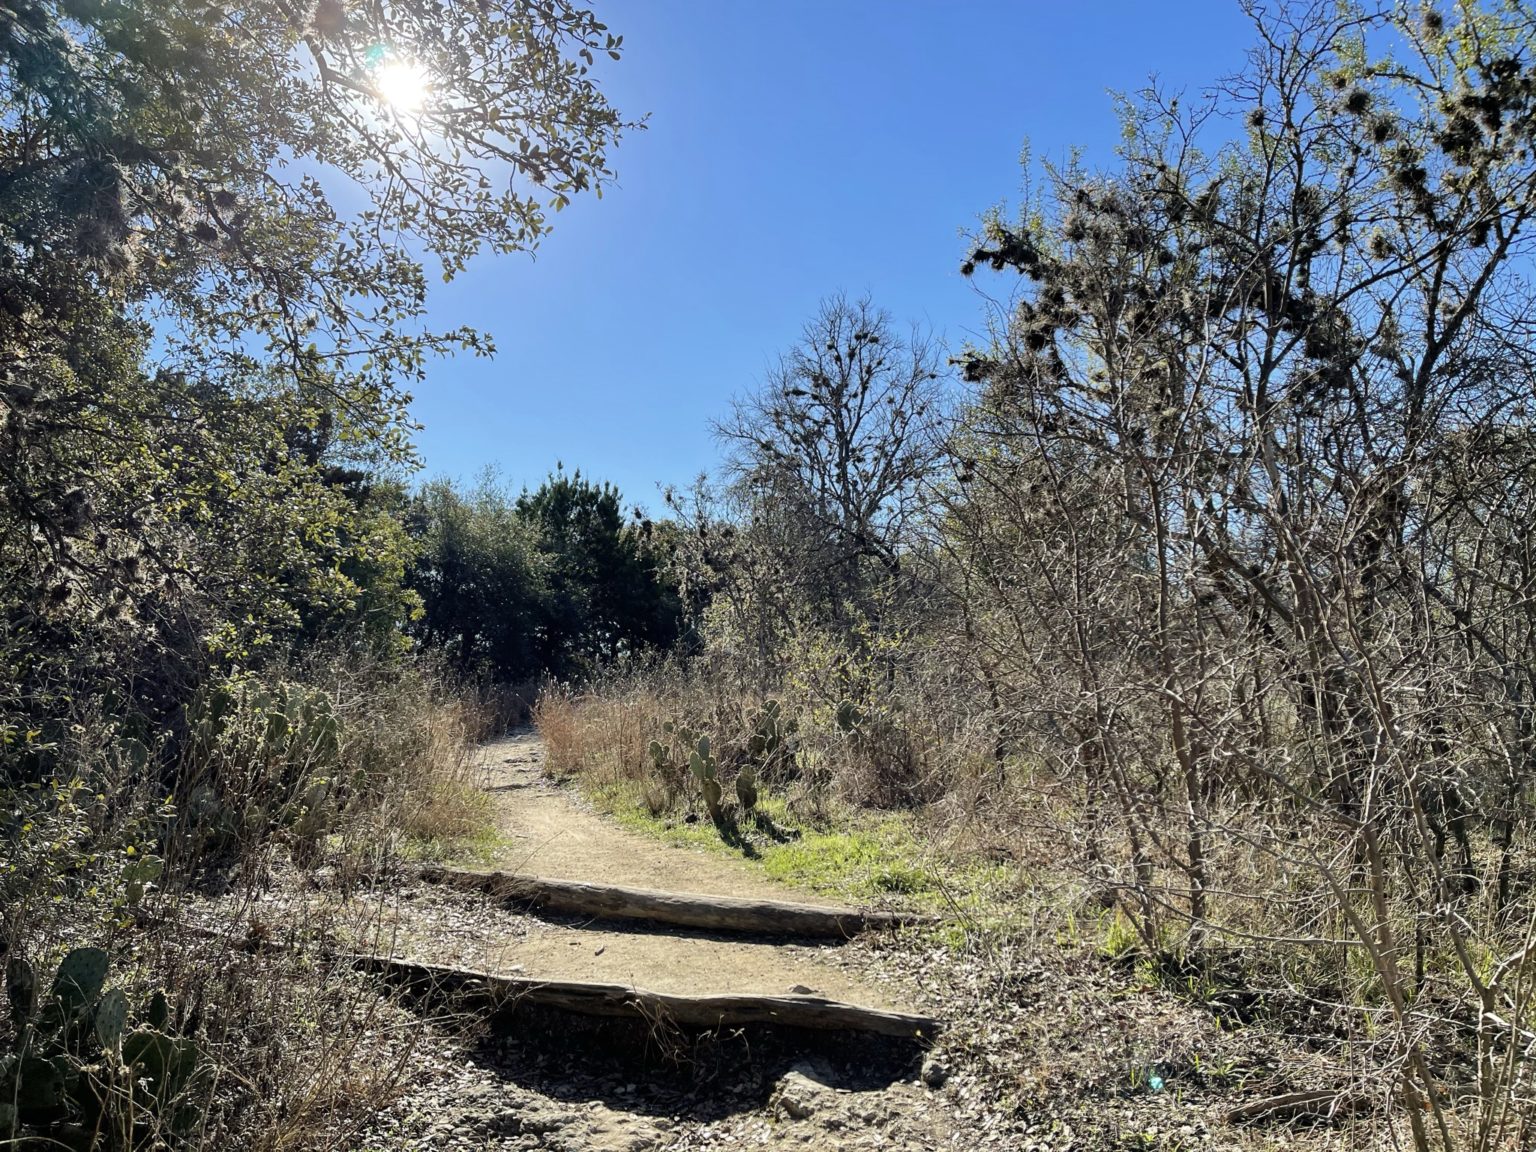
<box><xmin>411</xmin><ymin>1</ymin><xmax>1257</xmax><ymax>509</ymax></box>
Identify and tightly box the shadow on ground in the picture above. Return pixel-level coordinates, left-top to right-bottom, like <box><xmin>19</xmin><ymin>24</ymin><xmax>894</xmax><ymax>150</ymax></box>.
<box><xmin>462</xmin><ymin>999</ymin><xmax>926</xmax><ymax>1122</ymax></box>
<box><xmin>379</xmin><ymin>966</ymin><xmax>926</xmax><ymax>1124</ymax></box>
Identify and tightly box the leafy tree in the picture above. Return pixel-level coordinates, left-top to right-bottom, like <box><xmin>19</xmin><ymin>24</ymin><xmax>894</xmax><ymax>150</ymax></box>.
<box><xmin>405</xmin><ymin>471</ymin><xmax>681</xmax><ymax>682</ymax></box>
<box><xmin>0</xmin><ymin>0</ymin><xmax>634</xmax><ymax>730</ymax></box>
<box><xmin>516</xmin><ymin>469</ymin><xmax>682</xmax><ymax>673</ymax></box>
<box><xmin>405</xmin><ymin>475</ymin><xmax>549</xmax><ymax>680</ymax></box>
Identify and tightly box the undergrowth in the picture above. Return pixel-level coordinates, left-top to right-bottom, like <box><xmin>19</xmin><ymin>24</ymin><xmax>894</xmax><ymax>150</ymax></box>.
<box><xmin>535</xmin><ymin>687</ymin><xmax>1020</xmax><ymax>929</ymax></box>
<box><xmin>1</xmin><ymin>654</ymin><xmax>509</xmax><ymax>1150</ymax></box>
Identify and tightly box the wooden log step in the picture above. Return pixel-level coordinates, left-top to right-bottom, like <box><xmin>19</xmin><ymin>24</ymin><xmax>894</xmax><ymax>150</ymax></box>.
<box><xmin>417</xmin><ymin>865</ymin><xmax>935</xmax><ymax>938</ymax></box>
<box><xmin>411</xmin><ymin>872</ymin><xmax>933</xmax><ymax>940</ymax></box>
<box><xmin>355</xmin><ymin>953</ymin><xmax>940</xmax><ymax>1038</ymax></box>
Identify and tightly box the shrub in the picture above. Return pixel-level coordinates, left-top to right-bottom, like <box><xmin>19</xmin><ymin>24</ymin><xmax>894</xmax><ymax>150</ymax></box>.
<box><xmin>0</xmin><ymin>653</ymin><xmax>496</xmax><ymax>1151</ymax></box>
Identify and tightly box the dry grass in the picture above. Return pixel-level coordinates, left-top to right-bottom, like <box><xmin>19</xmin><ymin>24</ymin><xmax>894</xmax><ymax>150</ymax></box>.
<box><xmin>0</xmin><ymin>655</ymin><xmax>506</xmax><ymax>1151</ymax></box>
<box><xmin>341</xmin><ymin>673</ymin><xmax>492</xmax><ymax>854</ymax></box>
<box><xmin>473</xmin><ymin>678</ymin><xmax>539</xmax><ymax>734</ymax></box>
<box><xmin>532</xmin><ymin>663</ymin><xmax>992</xmax><ymax>819</ymax></box>
<box><xmin>534</xmin><ymin>686</ymin><xmax>652</xmax><ymax>788</ymax></box>
<box><xmin>2</xmin><ymin>829</ymin><xmax>434</xmax><ymax>1152</ymax></box>
<box><xmin>527</xmin><ymin>668</ymin><xmax>1536</xmax><ymax>1149</ymax></box>
<box><xmin>138</xmin><ymin>881</ymin><xmax>427</xmax><ymax>1152</ymax></box>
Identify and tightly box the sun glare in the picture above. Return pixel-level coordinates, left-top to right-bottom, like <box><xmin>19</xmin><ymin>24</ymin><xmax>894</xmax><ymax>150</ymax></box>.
<box><xmin>374</xmin><ymin>58</ymin><xmax>429</xmax><ymax>113</ymax></box>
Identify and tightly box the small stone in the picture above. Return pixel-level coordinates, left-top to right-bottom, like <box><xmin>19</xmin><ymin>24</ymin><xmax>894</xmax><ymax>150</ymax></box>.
<box><xmin>920</xmin><ymin>1055</ymin><xmax>950</xmax><ymax>1088</ymax></box>
<box><xmin>776</xmin><ymin>1071</ymin><xmax>825</xmax><ymax>1119</ymax></box>
<box><xmin>781</xmin><ymin>1093</ymin><xmax>816</xmax><ymax>1120</ymax></box>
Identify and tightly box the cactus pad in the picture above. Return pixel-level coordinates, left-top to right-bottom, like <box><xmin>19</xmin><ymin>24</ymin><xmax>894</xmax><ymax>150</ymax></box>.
<box><xmin>51</xmin><ymin>949</ymin><xmax>109</xmax><ymax>1018</ymax></box>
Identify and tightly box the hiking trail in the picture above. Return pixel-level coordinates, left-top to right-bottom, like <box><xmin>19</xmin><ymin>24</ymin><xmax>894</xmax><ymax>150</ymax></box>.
<box><xmin>351</xmin><ymin>731</ymin><xmax>954</xmax><ymax>1151</ymax></box>
<box><xmin>380</xmin><ymin>731</ymin><xmax>934</xmax><ymax>1020</ymax></box>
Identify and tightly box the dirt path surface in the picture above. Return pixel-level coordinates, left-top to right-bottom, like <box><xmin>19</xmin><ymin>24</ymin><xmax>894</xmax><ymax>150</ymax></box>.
<box><xmin>474</xmin><ymin>733</ymin><xmax>840</xmax><ymax>903</ymax></box>
<box><xmin>368</xmin><ymin>883</ymin><xmax>899</xmax><ymax>1006</ymax></box>
<box><xmin>373</xmin><ymin>734</ymin><xmax>917</xmax><ymax>1008</ymax></box>
<box><xmin>343</xmin><ymin>734</ymin><xmax>1347</xmax><ymax>1152</ymax></box>
<box><xmin>345</xmin><ymin>732</ymin><xmax>958</xmax><ymax>1150</ymax></box>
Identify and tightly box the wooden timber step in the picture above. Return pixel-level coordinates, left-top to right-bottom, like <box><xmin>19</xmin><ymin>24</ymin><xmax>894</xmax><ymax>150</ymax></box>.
<box><xmin>355</xmin><ymin>953</ymin><xmax>940</xmax><ymax>1039</ymax></box>
<box><xmin>417</xmin><ymin>865</ymin><xmax>936</xmax><ymax>938</ymax></box>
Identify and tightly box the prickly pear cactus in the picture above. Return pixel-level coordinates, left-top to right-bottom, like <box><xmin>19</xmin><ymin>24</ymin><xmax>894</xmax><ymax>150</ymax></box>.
<box><xmin>291</xmin><ymin>777</ymin><xmax>333</xmax><ymax>844</ymax></box>
<box><xmin>50</xmin><ymin>948</ymin><xmax>109</xmax><ymax>1020</ymax></box>
<box><xmin>94</xmin><ymin>988</ymin><xmax>128</xmax><ymax>1054</ymax></box>
<box><xmin>0</xmin><ymin>948</ymin><xmax>206</xmax><ymax>1144</ymax></box>
<box><xmin>147</xmin><ymin>989</ymin><xmax>170</xmax><ymax>1031</ymax></box>
<box><xmin>687</xmin><ymin>735</ymin><xmax>724</xmax><ymax>820</ymax></box>
<box><xmin>10</xmin><ymin>1055</ymin><xmax>67</xmax><ymax>1123</ymax></box>
<box><xmin>688</xmin><ymin>736</ymin><xmax>714</xmax><ymax>781</ymax></box>
<box><xmin>737</xmin><ymin>698</ymin><xmax>800</xmax><ymax>818</ymax></box>
<box><xmin>701</xmin><ymin>776</ymin><xmax>724</xmax><ymax>818</ymax></box>
<box><xmin>123</xmin><ymin>1026</ymin><xmax>199</xmax><ymax>1105</ymax></box>
<box><xmin>735</xmin><ymin>764</ymin><xmax>759</xmax><ymax>813</ymax></box>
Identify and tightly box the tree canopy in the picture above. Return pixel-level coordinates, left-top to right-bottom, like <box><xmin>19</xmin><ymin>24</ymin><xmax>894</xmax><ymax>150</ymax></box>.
<box><xmin>0</xmin><ymin>0</ymin><xmax>634</xmax><ymax>731</ymax></box>
<box><xmin>406</xmin><ymin>471</ymin><xmax>682</xmax><ymax>682</ymax></box>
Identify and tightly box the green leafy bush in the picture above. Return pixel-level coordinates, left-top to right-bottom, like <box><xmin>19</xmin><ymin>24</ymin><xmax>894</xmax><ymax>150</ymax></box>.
<box><xmin>174</xmin><ymin>676</ymin><xmax>345</xmax><ymax>861</ymax></box>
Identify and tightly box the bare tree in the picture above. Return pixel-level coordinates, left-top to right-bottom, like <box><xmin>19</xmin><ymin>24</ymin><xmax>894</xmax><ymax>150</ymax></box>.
<box><xmin>949</xmin><ymin>2</ymin><xmax>1536</xmax><ymax>1143</ymax></box>
<box><xmin>716</xmin><ymin>294</ymin><xmax>947</xmax><ymax>644</ymax></box>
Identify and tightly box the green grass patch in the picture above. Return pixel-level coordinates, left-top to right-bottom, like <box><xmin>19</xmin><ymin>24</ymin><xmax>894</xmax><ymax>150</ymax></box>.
<box><xmin>583</xmin><ymin>778</ymin><xmax>1017</xmax><ymax>922</ymax></box>
<box><xmin>755</xmin><ymin>821</ymin><xmax>934</xmax><ymax>900</ymax></box>
<box><xmin>396</xmin><ymin>821</ymin><xmax>506</xmax><ymax>866</ymax></box>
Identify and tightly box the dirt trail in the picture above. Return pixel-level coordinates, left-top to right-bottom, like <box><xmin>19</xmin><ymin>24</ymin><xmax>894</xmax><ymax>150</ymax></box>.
<box><xmin>377</xmin><ymin>733</ymin><xmax>918</xmax><ymax>1009</ymax></box>
<box><xmin>475</xmin><ymin>732</ymin><xmax>838</xmax><ymax>903</ymax></box>
<box><xmin>352</xmin><ymin>732</ymin><xmax>953</xmax><ymax>1151</ymax></box>
<box><xmin>372</xmin><ymin>892</ymin><xmax>892</xmax><ymax>1006</ymax></box>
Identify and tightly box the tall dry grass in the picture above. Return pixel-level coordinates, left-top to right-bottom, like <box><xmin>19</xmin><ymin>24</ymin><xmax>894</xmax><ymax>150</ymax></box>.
<box><xmin>528</xmin><ymin>655</ymin><xmax>1536</xmax><ymax>1147</ymax></box>
<box><xmin>0</xmin><ymin>654</ymin><xmax>506</xmax><ymax>1151</ymax></box>
<box><xmin>530</xmin><ymin>656</ymin><xmax>1000</xmax><ymax>830</ymax></box>
<box><xmin>534</xmin><ymin>686</ymin><xmax>652</xmax><ymax>786</ymax></box>
<box><xmin>335</xmin><ymin>666</ymin><xmax>494</xmax><ymax>856</ymax></box>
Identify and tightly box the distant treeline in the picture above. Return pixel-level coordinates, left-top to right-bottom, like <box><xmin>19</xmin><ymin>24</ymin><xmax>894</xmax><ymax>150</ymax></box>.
<box><xmin>403</xmin><ymin>470</ymin><xmax>685</xmax><ymax>683</ymax></box>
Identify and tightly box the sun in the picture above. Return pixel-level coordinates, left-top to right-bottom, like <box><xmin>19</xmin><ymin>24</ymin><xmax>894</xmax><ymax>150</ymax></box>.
<box><xmin>373</xmin><ymin>58</ymin><xmax>429</xmax><ymax>113</ymax></box>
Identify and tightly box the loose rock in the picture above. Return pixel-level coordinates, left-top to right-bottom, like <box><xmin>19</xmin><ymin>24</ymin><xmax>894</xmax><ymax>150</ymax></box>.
<box><xmin>920</xmin><ymin>1054</ymin><xmax>950</xmax><ymax>1088</ymax></box>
